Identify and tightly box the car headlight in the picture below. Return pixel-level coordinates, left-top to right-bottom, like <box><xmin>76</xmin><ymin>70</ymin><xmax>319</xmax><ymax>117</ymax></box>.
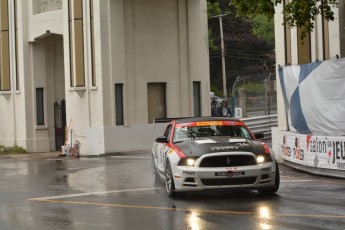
<box><xmin>187</xmin><ymin>158</ymin><xmax>196</xmax><ymax>166</ymax></box>
<box><xmin>257</xmin><ymin>155</ymin><xmax>265</xmax><ymax>164</ymax></box>
<box><xmin>178</xmin><ymin>158</ymin><xmax>198</xmax><ymax>166</ymax></box>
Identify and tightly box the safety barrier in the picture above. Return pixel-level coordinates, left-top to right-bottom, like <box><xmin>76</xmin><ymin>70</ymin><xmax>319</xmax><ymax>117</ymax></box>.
<box><xmin>241</xmin><ymin>115</ymin><xmax>278</xmax><ymax>140</ymax></box>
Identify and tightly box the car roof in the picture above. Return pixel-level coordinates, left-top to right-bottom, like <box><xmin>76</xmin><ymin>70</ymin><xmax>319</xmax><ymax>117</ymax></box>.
<box><xmin>174</xmin><ymin>117</ymin><xmax>242</xmax><ymax>124</ymax></box>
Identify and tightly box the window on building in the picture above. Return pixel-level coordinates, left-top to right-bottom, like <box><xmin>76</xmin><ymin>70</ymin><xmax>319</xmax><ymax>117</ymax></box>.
<box><xmin>36</xmin><ymin>88</ymin><xmax>45</xmax><ymax>125</ymax></box>
<box><xmin>115</xmin><ymin>84</ymin><xmax>124</xmax><ymax>126</ymax></box>
<box><xmin>322</xmin><ymin>17</ymin><xmax>330</xmax><ymax>60</ymax></box>
<box><xmin>14</xmin><ymin>0</ymin><xmax>19</xmax><ymax>90</ymax></box>
<box><xmin>0</xmin><ymin>0</ymin><xmax>10</xmax><ymax>91</ymax></box>
<box><xmin>297</xmin><ymin>27</ymin><xmax>311</xmax><ymax>64</ymax></box>
<box><xmin>283</xmin><ymin>0</ymin><xmax>292</xmax><ymax>65</ymax></box>
<box><xmin>193</xmin><ymin>81</ymin><xmax>201</xmax><ymax>117</ymax></box>
<box><xmin>68</xmin><ymin>0</ymin><xmax>85</xmax><ymax>87</ymax></box>
<box><xmin>90</xmin><ymin>0</ymin><xmax>96</xmax><ymax>86</ymax></box>
<box><xmin>147</xmin><ymin>83</ymin><xmax>166</xmax><ymax>123</ymax></box>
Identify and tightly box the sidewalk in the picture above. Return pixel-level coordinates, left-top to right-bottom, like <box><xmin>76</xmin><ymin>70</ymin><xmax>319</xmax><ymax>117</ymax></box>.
<box><xmin>0</xmin><ymin>151</ymin><xmax>60</xmax><ymax>160</ymax></box>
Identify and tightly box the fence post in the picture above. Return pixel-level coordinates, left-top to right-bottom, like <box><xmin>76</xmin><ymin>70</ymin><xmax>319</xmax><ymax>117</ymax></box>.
<box><xmin>238</xmin><ymin>88</ymin><xmax>247</xmax><ymax>118</ymax></box>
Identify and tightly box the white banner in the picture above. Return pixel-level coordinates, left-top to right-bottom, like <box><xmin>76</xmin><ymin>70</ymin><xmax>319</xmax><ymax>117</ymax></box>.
<box><xmin>278</xmin><ymin>58</ymin><xmax>345</xmax><ymax>135</ymax></box>
<box><xmin>280</xmin><ymin>132</ymin><xmax>345</xmax><ymax>170</ymax></box>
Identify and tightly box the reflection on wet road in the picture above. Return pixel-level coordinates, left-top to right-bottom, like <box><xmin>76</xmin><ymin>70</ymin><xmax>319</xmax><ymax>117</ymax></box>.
<box><xmin>0</xmin><ymin>152</ymin><xmax>345</xmax><ymax>229</ymax></box>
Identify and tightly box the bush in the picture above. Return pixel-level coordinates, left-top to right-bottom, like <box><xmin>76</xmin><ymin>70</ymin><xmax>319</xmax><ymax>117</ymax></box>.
<box><xmin>0</xmin><ymin>145</ymin><xmax>26</xmax><ymax>155</ymax></box>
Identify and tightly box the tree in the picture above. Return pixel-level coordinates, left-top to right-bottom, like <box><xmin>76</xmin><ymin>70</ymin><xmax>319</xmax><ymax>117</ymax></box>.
<box><xmin>231</xmin><ymin>0</ymin><xmax>338</xmax><ymax>39</ymax></box>
<box><xmin>251</xmin><ymin>15</ymin><xmax>274</xmax><ymax>44</ymax></box>
<box><xmin>208</xmin><ymin>0</ymin><xmax>275</xmax><ymax>96</ymax></box>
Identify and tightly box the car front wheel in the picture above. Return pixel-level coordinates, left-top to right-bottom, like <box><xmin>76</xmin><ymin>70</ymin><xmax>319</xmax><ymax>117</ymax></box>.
<box><xmin>152</xmin><ymin>156</ymin><xmax>160</xmax><ymax>186</ymax></box>
<box><xmin>258</xmin><ymin>162</ymin><xmax>280</xmax><ymax>196</ymax></box>
<box><xmin>165</xmin><ymin>160</ymin><xmax>177</xmax><ymax>197</ymax></box>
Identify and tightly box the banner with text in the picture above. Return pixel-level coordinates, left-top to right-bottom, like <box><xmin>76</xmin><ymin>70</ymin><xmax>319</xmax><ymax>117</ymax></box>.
<box><xmin>280</xmin><ymin>131</ymin><xmax>345</xmax><ymax>170</ymax></box>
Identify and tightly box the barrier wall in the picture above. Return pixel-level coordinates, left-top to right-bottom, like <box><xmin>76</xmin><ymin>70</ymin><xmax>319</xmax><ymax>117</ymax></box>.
<box><xmin>276</xmin><ymin>130</ymin><xmax>345</xmax><ymax>178</ymax></box>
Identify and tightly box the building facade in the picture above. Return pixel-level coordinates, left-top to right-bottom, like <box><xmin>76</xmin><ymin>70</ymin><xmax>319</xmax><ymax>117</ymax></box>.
<box><xmin>273</xmin><ymin>0</ymin><xmax>345</xmax><ymax>157</ymax></box>
<box><xmin>0</xmin><ymin>0</ymin><xmax>211</xmax><ymax>155</ymax></box>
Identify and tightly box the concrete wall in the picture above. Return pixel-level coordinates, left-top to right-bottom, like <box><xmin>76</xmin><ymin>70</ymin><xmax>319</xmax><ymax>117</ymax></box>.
<box><xmin>87</xmin><ymin>123</ymin><xmax>167</xmax><ymax>156</ymax></box>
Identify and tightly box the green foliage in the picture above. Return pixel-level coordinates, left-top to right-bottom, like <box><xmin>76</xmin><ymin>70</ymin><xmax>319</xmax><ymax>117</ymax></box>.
<box><xmin>284</xmin><ymin>0</ymin><xmax>338</xmax><ymax>40</ymax></box>
<box><xmin>231</xmin><ymin>0</ymin><xmax>279</xmax><ymax>19</ymax></box>
<box><xmin>237</xmin><ymin>82</ymin><xmax>265</xmax><ymax>93</ymax></box>
<box><xmin>251</xmin><ymin>15</ymin><xmax>274</xmax><ymax>44</ymax></box>
<box><xmin>207</xmin><ymin>2</ymin><xmax>221</xmax><ymax>51</ymax></box>
<box><xmin>207</xmin><ymin>1</ymin><xmax>221</xmax><ymax>18</ymax></box>
<box><xmin>0</xmin><ymin>145</ymin><xmax>26</xmax><ymax>155</ymax></box>
<box><xmin>211</xmin><ymin>84</ymin><xmax>222</xmax><ymax>97</ymax></box>
<box><xmin>208</xmin><ymin>29</ymin><xmax>218</xmax><ymax>51</ymax></box>
<box><xmin>231</xmin><ymin>0</ymin><xmax>338</xmax><ymax>40</ymax></box>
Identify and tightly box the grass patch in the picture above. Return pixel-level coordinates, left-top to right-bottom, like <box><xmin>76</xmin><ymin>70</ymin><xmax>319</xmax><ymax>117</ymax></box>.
<box><xmin>0</xmin><ymin>145</ymin><xmax>26</xmax><ymax>155</ymax></box>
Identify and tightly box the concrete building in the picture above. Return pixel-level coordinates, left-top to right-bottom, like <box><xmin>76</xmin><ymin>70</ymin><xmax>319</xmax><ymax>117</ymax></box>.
<box><xmin>272</xmin><ymin>0</ymin><xmax>345</xmax><ymax>156</ymax></box>
<box><xmin>0</xmin><ymin>0</ymin><xmax>211</xmax><ymax>156</ymax></box>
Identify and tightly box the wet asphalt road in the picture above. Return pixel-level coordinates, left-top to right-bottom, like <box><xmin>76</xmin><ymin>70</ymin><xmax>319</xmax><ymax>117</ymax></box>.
<box><xmin>0</xmin><ymin>152</ymin><xmax>345</xmax><ymax>230</ymax></box>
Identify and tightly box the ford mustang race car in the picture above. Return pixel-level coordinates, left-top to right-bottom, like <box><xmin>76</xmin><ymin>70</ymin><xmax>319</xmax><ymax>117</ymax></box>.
<box><xmin>151</xmin><ymin>117</ymin><xmax>280</xmax><ymax>197</ymax></box>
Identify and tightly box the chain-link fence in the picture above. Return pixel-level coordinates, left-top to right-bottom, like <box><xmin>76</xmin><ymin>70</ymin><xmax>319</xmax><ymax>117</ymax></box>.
<box><xmin>232</xmin><ymin>90</ymin><xmax>277</xmax><ymax>117</ymax></box>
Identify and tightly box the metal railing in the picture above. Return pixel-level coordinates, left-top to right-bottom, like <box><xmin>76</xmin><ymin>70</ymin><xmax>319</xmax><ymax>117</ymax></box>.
<box><xmin>241</xmin><ymin>115</ymin><xmax>278</xmax><ymax>140</ymax></box>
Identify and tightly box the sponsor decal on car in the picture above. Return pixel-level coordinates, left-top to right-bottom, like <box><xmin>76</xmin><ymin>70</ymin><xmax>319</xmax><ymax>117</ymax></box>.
<box><xmin>210</xmin><ymin>146</ymin><xmax>239</xmax><ymax>151</ymax></box>
<box><xmin>183</xmin><ymin>171</ymin><xmax>196</xmax><ymax>175</ymax></box>
<box><xmin>215</xmin><ymin>171</ymin><xmax>245</xmax><ymax>177</ymax></box>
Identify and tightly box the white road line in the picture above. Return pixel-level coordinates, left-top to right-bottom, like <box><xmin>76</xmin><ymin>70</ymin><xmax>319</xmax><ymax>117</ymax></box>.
<box><xmin>281</xmin><ymin>179</ymin><xmax>315</xmax><ymax>183</ymax></box>
<box><xmin>108</xmin><ymin>156</ymin><xmax>151</xmax><ymax>159</ymax></box>
<box><xmin>30</xmin><ymin>187</ymin><xmax>162</xmax><ymax>201</ymax></box>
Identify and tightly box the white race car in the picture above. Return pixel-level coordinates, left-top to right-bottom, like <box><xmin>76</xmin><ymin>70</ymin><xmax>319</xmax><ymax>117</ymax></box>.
<box><xmin>152</xmin><ymin>117</ymin><xmax>280</xmax><ymax>197</ymax></box>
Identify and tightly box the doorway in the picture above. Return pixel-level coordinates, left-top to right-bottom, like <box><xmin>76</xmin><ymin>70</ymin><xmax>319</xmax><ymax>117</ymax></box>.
<box><xmin>147</xmin><ymin>83</ymin><xmax>166</xmax><ymax>123</ymax></box>
<box><xmin>54</xmin><ymin>99</ymin><xmax>66</xmax><ymax>150</ymax></box>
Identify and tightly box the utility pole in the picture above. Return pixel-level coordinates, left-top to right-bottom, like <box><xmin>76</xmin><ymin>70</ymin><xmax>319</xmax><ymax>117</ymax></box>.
<box><xmin>212</xmin><ymin>14</ymin><xmax>227</xmax><ymax>100</ymax></box>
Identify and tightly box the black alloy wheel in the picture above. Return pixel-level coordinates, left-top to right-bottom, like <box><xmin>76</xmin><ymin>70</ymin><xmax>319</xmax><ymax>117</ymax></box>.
<box><xmin>152</xmin><ymin>156</ymin><xmax>160</xmax><ymax>185</ymax></box>
<box><xmin>165</xmin><ymin>160</ymin><xmax>177</xmax><ymax>197</ymax></box>
<box><xmin>258</xmin><ymin>161</ymin><xmax>280</xmax><ymax>195</ymax></box>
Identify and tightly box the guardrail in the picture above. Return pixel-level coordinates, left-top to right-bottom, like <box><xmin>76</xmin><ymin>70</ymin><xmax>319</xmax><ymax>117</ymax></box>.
<box><xmin>241</xmin><ymin>115</ymin><xmax>278</xmax><ymax>140</ymax></box>
<box><xmin>154</xmin><ymin>115</ymin><xmax>278</xmax><ymax>140</ymax></box>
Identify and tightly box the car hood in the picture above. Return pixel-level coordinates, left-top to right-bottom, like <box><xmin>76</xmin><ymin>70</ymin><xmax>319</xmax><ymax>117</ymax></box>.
<box><xmin>174</xmin><ymin>136</ymin><xmax>266</xmax><ymax>157</ymax></box>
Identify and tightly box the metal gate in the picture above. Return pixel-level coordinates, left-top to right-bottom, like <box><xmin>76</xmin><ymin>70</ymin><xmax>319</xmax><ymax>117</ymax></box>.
<box><xmin>54</xmin><ymin>99</ymin><xmax>66</xmax><ymax>151</ymax></box>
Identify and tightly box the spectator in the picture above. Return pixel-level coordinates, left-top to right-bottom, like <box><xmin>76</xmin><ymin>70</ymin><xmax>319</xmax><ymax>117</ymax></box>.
<box><xmin>218</xmin><ymin>100</ymin><xmax>231</xmax><ymax>117</ymax></box>
<box><xmin>211</xmin><ymin>98</ymin><xmax>219</xmax><ymax>117</ymax></box>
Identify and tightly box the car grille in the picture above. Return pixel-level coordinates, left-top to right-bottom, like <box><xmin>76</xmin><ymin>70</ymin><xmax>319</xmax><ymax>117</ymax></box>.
<box><xmin>199</xmin><ymin>155</ymin><xmax>256</xmax><ymax>167</ymax></box>
<box><xmin>201</xmin><ymin>177</ymin><xmax>257</xmax><ymax>186</ymax></box>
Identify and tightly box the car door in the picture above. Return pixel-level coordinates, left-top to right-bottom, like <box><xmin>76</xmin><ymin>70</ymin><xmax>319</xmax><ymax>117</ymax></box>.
<box><xmin>156</xmin><ymin>125</ymin><xmax>172</xmax><ymax>174</ymax></box>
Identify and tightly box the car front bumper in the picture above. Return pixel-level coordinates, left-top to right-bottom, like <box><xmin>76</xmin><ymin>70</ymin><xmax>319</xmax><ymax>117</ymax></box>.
<box><xmin>171</xmin><ymin>153</ymin><xmax>276</xmax><ymax>192</ymax></box>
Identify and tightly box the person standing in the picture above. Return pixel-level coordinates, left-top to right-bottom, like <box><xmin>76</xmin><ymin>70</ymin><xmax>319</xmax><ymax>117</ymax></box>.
<box><xmin>211</xmin><ymin>98</ymin><xmax>219</xmax><ymax>117</ymax></box>
<box><xmin>218</xmin><ymin>100</ymin><xmax>231</xmax><ymax>117</ymax></box>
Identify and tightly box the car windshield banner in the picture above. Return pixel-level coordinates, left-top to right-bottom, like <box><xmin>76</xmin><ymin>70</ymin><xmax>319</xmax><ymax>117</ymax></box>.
<box><xmin>176</xmin><ymin>121</ymin><xmax>244</xmax><ymax>127</ymax></box>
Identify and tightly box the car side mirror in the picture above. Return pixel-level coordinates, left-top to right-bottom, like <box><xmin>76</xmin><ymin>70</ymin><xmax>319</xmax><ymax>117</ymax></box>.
<box><xmin>156</xmin><ymin>136</ymin><xmax>169</xmax><ymax>143</ymax></box>
<box><xmin>254</xmin><ymin>132</ymin><xmax>264</xmax><ymax>139</ymax></box>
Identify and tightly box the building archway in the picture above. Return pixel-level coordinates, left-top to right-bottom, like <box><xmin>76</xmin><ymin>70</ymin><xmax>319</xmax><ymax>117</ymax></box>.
<box><xmin>33</xmin><ymin>34</ymin><xmax>65</xmax><ymax>151</ymax></box>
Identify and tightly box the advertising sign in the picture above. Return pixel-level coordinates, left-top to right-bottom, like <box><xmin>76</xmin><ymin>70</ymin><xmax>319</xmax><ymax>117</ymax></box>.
<box><xmin>280</xmin><ymin>132</ymin><xmax>345</xmax><ymax>170</ymax></box>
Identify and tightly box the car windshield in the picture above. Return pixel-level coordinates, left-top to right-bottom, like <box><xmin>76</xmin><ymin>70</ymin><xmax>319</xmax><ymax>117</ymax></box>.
<box><xmin>173</xmin><ymin>122</ymin><xmax>253</xmax><ymax>143</ymax></box>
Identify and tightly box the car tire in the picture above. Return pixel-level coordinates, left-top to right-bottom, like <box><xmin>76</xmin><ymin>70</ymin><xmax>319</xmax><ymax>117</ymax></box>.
<box><xmin>258</xmin><ymin>162</ymin><xmax>280</xmax><ymax>196</ymax></box>
<box><xmin>152</xmin><ymin>156</ymin><xmax>160</xmax><ymax>186</ymax></box>
<box><xmin>165</xmin><ymin>160</ymin><xmax>177</xmax><ymax>197</ymax></box>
